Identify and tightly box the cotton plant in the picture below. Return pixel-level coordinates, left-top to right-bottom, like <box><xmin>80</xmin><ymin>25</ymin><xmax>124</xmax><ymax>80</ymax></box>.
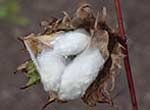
<box><xmin>17</xmin><ymin>4</ymin><xmax>125</xmax><ymax>109</ymax></box>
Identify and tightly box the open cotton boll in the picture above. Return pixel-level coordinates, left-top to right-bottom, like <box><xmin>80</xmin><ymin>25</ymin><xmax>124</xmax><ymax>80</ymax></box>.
<box><xmin>51</xmin><ymin>28</ymin><xmax>91</xmax><ymax>56</ymax></box>
<box><xmin>58</xmin><ymin>48</ymin><xmax>105</xmax><ymax>100</ymax></box>
<box><xmin>37</xmin><ymin>50</ymin><xmax>66</xmax><ymax>92</ymax></box>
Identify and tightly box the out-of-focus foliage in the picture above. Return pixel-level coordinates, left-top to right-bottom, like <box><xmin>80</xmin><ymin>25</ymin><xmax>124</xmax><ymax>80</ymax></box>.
<box><xmin>0</xmin><ymin>0</ymin><xmax>29</xmax><ymax>26</ymax></box>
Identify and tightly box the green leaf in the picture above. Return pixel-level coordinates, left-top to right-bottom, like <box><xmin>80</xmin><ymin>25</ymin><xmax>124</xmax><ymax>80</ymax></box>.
<box><xmin>0</xmin><ymin>0</ymin><xmax>30</xmax><ymax>26</ymax></box>
<box><xmin>13</xmin><ymin>16</ymin><xmax>29</xmax><ymax>26</ymax></box>
<box><xmin>8</xmin><ymin>0</ymin><xmax>20</xmax><ymax>14</ymax></box>
<box><xmin>0</xmin><ymin>6</ymin><xmax>8</xmax><ymax>19</ymax></box>
<box><xmin>25</xmin><ymin>60</ymin><xmax>41</xmax><ymax>87</ymax></box>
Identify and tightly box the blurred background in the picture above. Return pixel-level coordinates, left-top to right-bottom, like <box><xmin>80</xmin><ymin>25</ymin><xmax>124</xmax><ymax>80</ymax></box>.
<box><xmin>0</xmin><ymin>0</ymin><xmax>149</xmax><ymax>110</ymax></box>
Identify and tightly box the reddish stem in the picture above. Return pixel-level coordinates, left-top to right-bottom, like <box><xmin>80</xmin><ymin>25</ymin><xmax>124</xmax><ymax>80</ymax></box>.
<box><xmin>114</xmin><ymin>0</ymin><xmax>138</xmax><ymax>110</ymax></box>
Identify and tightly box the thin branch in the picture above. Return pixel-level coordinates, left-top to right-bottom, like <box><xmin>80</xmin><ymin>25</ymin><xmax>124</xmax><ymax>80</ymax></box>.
<box><xmin>114</xmin><ymin>0</ymin><xmax>138</xmax><ymax>110</ymax></box>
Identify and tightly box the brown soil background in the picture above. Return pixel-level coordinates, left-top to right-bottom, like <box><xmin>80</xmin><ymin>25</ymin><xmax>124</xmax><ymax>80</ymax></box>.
<box><xmin>0</xmin><ymin>0</ymin><xmax>149</xmax><ymax>110</ymax></box>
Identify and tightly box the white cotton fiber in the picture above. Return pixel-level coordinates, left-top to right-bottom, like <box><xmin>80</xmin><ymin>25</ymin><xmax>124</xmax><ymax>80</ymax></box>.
<box><xmin>52</xmin><ymin>29</ymin><xmax>91</xmax><ymax>56</ymax></box>
<box><xmin>37</xmin><ymin>50</ymin><xmax>66</xmax><ymax>92</ymax></box>
<box><xmin>58</xmin><ymin>48</ymin><xmax>105</xmax><ymax>100</ymax></box>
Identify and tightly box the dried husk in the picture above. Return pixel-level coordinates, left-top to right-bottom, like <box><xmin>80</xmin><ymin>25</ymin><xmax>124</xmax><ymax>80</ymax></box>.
<box><xmin>17</xmin><ymin>4</ymin><xmax>125</xmax><ymax>108</ymax></box>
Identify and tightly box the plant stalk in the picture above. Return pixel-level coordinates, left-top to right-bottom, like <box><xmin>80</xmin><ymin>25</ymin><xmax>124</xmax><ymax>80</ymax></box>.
<box><xmin>114</xmin><ymin>0</ymin><xmax>138</xmax><ymax>110</ymax></box>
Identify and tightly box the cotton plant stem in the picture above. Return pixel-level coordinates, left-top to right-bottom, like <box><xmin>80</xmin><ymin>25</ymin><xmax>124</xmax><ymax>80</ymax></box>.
<box><xmin>114</xmin><ymin>0</ymin><xmax>138</xmax><ymax>110</ymax></box>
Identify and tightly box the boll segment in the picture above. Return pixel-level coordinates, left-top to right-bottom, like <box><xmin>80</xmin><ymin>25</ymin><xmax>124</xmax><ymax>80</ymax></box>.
<box><xmin>58</xmin><ymin>47</ymin><xmax>105</xmax><ymax>100</ymax></box>
<box><xmin>24</xmin><ymin>38</ymin><xmax>66</xmax><ymax>92</ymax></box>
<box><xmin>51</xmin><ymin>28</ymin><xmax>91</xmax><ymax>56</ymax></box>
<box><xmin>37</xmin><ymin>50</ymin><xmax>66</xmax><ymax>92</ymax></box>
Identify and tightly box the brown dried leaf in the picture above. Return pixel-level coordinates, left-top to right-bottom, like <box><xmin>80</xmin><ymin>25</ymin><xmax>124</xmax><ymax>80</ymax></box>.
<box><xmin>16</xmin><ymin>61</ymin><xmax>28</xmax><ymax>72</ymax></box>
<box><xmin>72</xmin><ymin>4</ymin><xmax>95</xmax><ymax>30</ymax></box>
<box><xmin>92</xmin><ymin>30</ymin><xmax>109</xmax><ymax>59</ymax></box>
<box><xmin>23</xmin><ymin>33</ymin><xmax>42</xmax><ymax>54</ymax></box>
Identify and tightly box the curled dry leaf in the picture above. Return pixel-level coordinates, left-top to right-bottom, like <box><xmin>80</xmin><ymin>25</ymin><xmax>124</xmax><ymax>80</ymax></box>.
<box><xmin>17</xmin><ymin>3</ymin><xmax>125</xmax><ymax>108</ymax></box>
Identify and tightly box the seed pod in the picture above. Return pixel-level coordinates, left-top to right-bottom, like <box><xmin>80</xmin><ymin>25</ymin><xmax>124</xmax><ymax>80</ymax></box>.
<box><xmin>17</xmin><ymin>3</ymin><xmax>124</xmax><ymax>109</ymax></box>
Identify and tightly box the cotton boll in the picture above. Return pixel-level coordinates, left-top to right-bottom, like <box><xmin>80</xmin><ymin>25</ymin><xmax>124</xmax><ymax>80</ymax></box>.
<box><xmin>58</xmin><ymin>48</ymin><xmax>105</xmax><ymax>100</ymax></box>
<box><xmin>37</xmin><ymin>50</ymin><xmax>66</xmax><ymax>92</ymax></box>
<box><xmin>52</xmin><ymin>28</ymin><xmax>91</xmax><ymax>56</ymax></box>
